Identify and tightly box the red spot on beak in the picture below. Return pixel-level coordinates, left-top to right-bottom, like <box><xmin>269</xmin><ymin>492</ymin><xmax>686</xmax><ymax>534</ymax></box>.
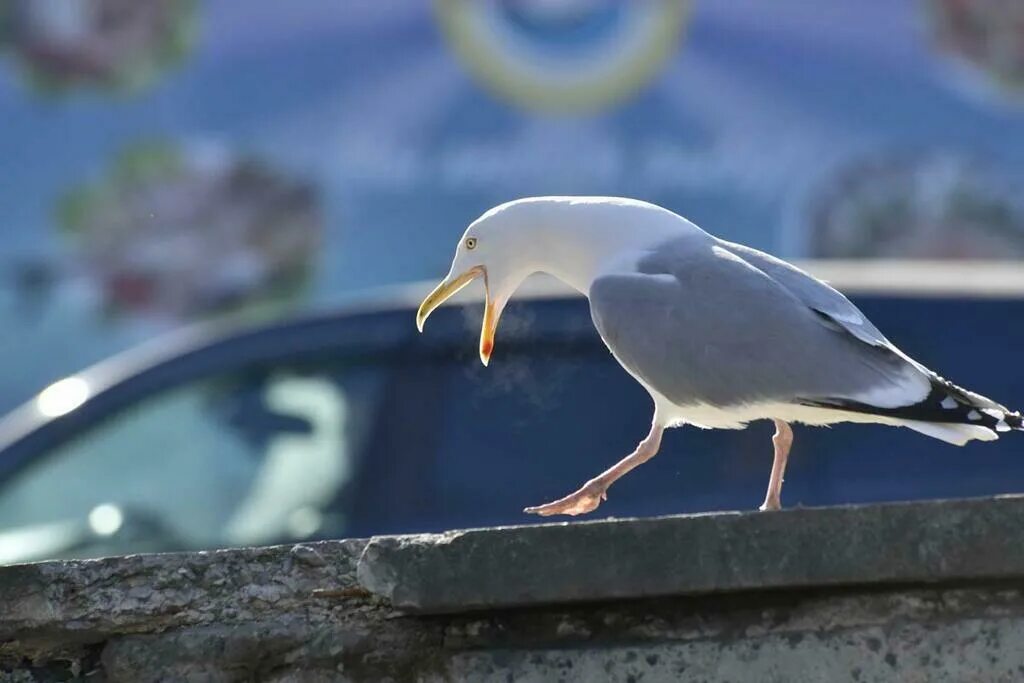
<box><xmin>479</xmin><ymin>289</ymin><xmax>498</xmax><ymax>366</ymax></box>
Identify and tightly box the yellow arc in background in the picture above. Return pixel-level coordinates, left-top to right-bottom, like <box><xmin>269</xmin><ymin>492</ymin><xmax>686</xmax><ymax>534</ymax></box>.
<box><xmin>434</xmin><ymin>0</ymin><xmax>691</xmax><ymax>114</ymax></box>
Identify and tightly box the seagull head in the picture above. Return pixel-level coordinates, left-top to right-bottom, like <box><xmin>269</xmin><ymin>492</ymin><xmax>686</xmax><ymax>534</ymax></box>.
<box><xmin>416</xmin><ymin>196</ymin><xmax>689</xmax><ymax>366</ymax></box>
<box><xmin>415</xmin><ymin>201</ymin><xmax>537</xmax><ymax>366</ymax></box>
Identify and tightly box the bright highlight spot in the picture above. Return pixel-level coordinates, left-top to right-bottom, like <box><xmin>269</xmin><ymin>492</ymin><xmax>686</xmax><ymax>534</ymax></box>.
<box><xmin>88</xmin><ymin>504</ymin><xmax>124</xmax><ymax>536</ymax></box>
<box><xmin>36</xmin><ymin>376</ymin><xmax>90</xmax><ymax>418</ymax></box>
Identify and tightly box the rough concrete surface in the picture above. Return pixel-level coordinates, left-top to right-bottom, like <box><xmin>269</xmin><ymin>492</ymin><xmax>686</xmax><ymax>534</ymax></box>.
<box><xmin>357</xmin><ymin>495</ymin><xmax>1024</xmax><ymax>613</ymax></box>
<box><xmin>3</xmin><ymin>496</ymin><xmax>1024</xmax><ymax>681</ymax></box>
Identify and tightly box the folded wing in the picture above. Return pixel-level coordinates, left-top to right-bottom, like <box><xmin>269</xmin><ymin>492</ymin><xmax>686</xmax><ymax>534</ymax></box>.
<box><xmin>588</xmin><ymin>235</ymin><xmax>1019</xmax><ymax>442</ymax></box>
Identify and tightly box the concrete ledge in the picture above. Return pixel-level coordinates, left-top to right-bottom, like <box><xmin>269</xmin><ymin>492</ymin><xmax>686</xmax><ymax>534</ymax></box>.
<box><xmin>357</xmin><ymin>495</ymin><xmax>1024</xmax><ymax>613</ymax></box>
<box><xmin>4</xmin><ymin>496</ymin><xmax>1024</xmax><ymax>681</ymax></box>
<box><xmin>0</xmin><ymin>539</ymin><xmax>368</xmax><ymax>644</ymax></box>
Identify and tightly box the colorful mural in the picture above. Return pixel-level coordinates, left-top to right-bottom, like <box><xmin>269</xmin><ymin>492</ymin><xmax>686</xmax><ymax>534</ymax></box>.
<box><xmin>802</xmin><ymin>152</ymin><xmax>1024</xmax><ymax>259</ymax></box>
<box><xmin>58</xmin><ymin>141</ymin><xmax>319</xmax><ymax>321</ymax></box>
<box><xmin>1</xmin><ymin>0</ymin><xmax>196</xmax><ymax>93</ymax></box>
<box><xmin>1</xmin><ymin>0</ymin><xmax>1024</xmax><ymax>413</ymax></box>
<box><xmin>927</xmin><ymin>0</ymin><xmax>1024</xmax><ymax>103</ymax></box>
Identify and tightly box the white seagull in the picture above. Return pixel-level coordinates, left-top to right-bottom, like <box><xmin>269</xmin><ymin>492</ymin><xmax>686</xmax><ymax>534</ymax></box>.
<box><xmin>416</xmin><ymin>197</ymin><xmax>1023</xmax><ymax>516</ymax></box>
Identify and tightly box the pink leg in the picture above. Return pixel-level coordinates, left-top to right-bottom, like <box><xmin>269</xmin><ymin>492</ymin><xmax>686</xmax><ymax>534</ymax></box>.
<box><xmin>525</xmin><ymin>420</ymin><xmax>665</xmax><ymax>517</ymax></box>
<box><xmin>759</xmin><ymin>419</ymin><xmax>793</xmax><ymax>512</ymax></box>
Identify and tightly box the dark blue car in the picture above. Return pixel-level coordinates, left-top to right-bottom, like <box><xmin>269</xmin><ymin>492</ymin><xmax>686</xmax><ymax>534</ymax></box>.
<box><xmin>0</xmin><ymin>270</ymin><xmax>1022</xmax><ymax>564</ymax></box>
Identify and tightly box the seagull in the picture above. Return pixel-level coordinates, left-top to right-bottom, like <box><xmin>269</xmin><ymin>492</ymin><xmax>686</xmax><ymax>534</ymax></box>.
<box><xmin>416</xmin><ymin>196</ymin><xmax>1023</xmax><ymax>516</ymax></box>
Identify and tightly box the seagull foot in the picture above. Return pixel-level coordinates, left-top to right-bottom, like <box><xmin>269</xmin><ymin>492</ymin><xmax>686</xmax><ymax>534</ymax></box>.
<box><xmin>524</xmin><ymin>481</ymin><xmax>608</xmax><ymax>517</ymax></box>
<box><xmin>759</xmin><ymin>498</ymin><xmax>782</xmax><ymax>512</ymax></box>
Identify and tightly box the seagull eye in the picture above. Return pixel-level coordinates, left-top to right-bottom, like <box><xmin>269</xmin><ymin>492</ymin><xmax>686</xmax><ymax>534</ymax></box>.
<box><xmin>465</xmin><ymin>237</ymin><xmax>478</xmax><ymax>250</ymax></box>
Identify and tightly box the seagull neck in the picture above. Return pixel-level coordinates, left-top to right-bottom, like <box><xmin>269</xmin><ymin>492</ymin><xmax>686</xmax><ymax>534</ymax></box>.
<box><xmin>520</xmin><ymin>214</ymin><xmax>679</xmax><ymax>294</ymax></box>
<box><xmin>531</xmin><ymin>238</ymin><xmax>623</xmax><ymax>294</ymax></box>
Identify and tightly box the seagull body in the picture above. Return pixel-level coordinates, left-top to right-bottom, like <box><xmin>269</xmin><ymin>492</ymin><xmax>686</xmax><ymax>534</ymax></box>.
<box><xmin>417</xmin><ymin>196</ymin><xmax>1023</xmax><ymax>515</ymax></box>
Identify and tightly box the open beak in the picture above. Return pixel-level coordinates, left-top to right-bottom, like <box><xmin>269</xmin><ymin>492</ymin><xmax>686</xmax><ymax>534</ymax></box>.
<box><xmin>416</xmin><ymin>265</ymin><xmax>500</xmax><ymax>366</ymax></box>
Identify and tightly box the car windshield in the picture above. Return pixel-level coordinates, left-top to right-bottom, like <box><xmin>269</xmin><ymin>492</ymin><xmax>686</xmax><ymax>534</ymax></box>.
<box><xmin>0</xmin><ymin>359</ymin><xmax>390</xmax><ymax>563</ymax></box>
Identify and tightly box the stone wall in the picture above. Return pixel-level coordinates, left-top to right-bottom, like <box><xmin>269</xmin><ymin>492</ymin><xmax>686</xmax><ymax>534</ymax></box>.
<box><xmin>4</xmin><ymin>496</ymin><xmax>1024</xmax><ymax>681</ymax></box>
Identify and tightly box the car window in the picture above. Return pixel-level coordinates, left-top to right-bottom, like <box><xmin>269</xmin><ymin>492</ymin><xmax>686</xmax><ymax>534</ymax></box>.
<box><xmin>0</xmin><ymin>362</ymin><xmax>388</xmax><ymax>564</ymax></box>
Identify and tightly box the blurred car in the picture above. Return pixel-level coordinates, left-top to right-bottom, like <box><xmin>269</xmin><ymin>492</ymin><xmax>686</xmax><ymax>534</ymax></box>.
<box><xmin>1</xmin><ymin>268</ymin><xmax>1023</xmax><ymax>565</ymax></box>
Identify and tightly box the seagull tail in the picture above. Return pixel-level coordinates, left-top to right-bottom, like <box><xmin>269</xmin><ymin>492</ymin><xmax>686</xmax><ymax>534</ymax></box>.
<box><xmin>801</xmin><ymin>373</ymin><xmax>1023</xmax><ymax>445</ymax></box>
<box><xmin>926</xmin><ymin>374</ymin><xmax>1023</xmax><ymax>437</ymax></box>
<box><xmin>886</xmin><ymin>372</ymin><xmax>1024</xmax><ymax>440</ymax></box>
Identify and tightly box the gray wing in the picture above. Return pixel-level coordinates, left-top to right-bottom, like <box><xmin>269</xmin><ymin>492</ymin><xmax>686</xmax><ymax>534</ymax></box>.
<box><xmin>715</xmin><ymin>240</ymin><xmax>888</xmax><ymax>347</ymax></box>
<box><xmin>588</xmin><ymin>236</ymin><xmax>921</xmax><ymax>409</ymax></box>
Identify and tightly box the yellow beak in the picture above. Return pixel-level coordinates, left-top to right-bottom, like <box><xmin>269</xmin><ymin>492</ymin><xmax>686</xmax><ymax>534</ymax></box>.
<box><xmin>416</xmin><ymin>265</ymin><xmax>498</xmax><ymax>366</ymax></box>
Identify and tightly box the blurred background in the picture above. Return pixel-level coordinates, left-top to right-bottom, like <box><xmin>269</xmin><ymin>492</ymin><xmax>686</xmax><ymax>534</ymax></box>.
<box><xmin>0</xmin><ymin>0</ymin><xmax>1023</xmax><ymax>563</ymax></box>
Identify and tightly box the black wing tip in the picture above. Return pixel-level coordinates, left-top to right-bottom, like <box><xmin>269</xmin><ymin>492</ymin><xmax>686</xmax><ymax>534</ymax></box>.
<box><xmin>802</xmin><ymin>375</ymin><xmax>1023</xmax><ymax>434</ymax></box>
<box><xmin>928</xmin><ymin>374</ymin><xmax>1023</xmax><ymax>432</ymax></box>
